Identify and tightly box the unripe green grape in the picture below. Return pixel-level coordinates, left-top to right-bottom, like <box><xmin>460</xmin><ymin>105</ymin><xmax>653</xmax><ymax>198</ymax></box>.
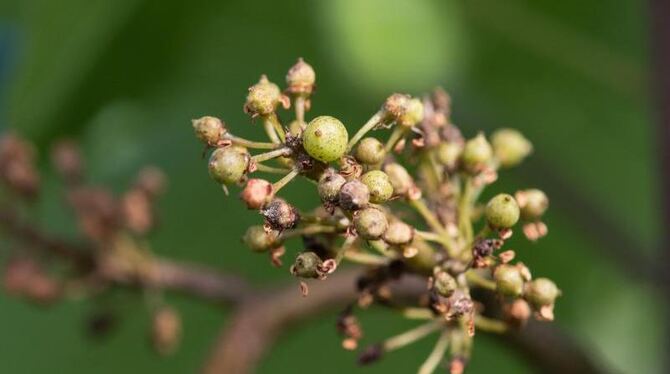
<box><xmin>302</xmin><ymin>116</ymin><xmax>348</xmax><ymax>162</ymax></box>
<box><xmin>436</xmin><ymin>142</ymin><xmax>463</xmax><ymax>170</ymax></box>
<box><xmin>355</xmin><ymin>137</ymin><xmax>386</xmax><ymax>165</ymax></box>
<box><xmin>517</xmin><ymin>189</ymin><xmax>549</xmax><ymax>220</ymax></box>
<box><xmin>318</xmin><ymin>169</ymin><xmax>346</xmax><ymax>203</ymax></box>
<box><xmin>354</xmin><ymin>207</ymin><xmax>388</xmax><ymax>240</ymax></box>
<box><xmin>242</xmin><ymin>225</ymin><xmax>280</xmax><ymax>252</ymax></box>
<box><xmin>494</xmin><ymin>265</ymin><xmax>524</xmax><ymax>297</ymax></box>
<box><xmin>192</xmin><ymin>116</ymin><xmax>225</xmax><ymax>146</ymax></box>
<box><xmin>208</xmin><ymin>147</ymin><xmax>249</xmax><ymax>185</ymax></box>
<box><xmin>290</xmin><ymin>252</ymin><xmax>323</xmax><ymax>279</ymax></box>
<box><xmin>491</xmin><ymin>128</ymin><xmax>532</xmax><ymax>168</ymax></box>
<box><xmin>525</xmin><ymin>278</ymin><xmax>560</xmax><ymax>306</ymax></box>
<box><xmin>339</xmin><ymin>180</ymin><xmax>370</xmax><ymax>211</ymax></box>
<box><xmin>383</xmin><ymin>163</ymin><xmax>413</xmax><ymax>196</ymax></box>
<box><xmin>360</xmin><ymin>170</ymin><xmax>393</xmax><ymax>203</ymax></box>
<box><xmin>382</xmin><ymin>220</ymin><xmax>414</xmax><ymax>245</ymax></box>
<box><xmin>485</xmin><ymin>193</ymin><xmax>520</xmax><ymax>229</ymax></box>
<box><xmin>245</xmin><ymin>75</ymin><xmax>282</xmax><ymax>116</ymax></box>
<box><xmin>461</xmin><ymin>133</ymin><xmax>492</xmax><ymax>174</ymax></box>
<box><xmin>398</xmin><ymin>98</ymin><xmax>424</xmax><ymax>127</ymax></box>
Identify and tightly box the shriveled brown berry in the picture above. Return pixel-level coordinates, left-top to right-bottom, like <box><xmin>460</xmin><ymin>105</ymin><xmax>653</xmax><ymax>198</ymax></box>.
<box><xmin>318</xmin><ymin>169</ymin><xmax>346</xmax><ymax>204</ymax></box>
<box><xmin>261</xmin><ymin>198</ymin><xmax>300</xmax><ymax>231</ymax></box>
<box><xmin>339</xmin><ymin>180</ymin><xmax>370</xmax><ymax>211</ymax></box>
<box><xmin>290</xmin><ymin>251</ymin><xmax>323</xmax><ymax>279</ymax></box>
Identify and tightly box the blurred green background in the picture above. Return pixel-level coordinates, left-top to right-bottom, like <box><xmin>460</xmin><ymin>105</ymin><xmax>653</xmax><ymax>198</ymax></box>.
<box><xmin>0</xmin><ymin>0</ymin><xmax>662</xmax><ymax>373</ymax></box>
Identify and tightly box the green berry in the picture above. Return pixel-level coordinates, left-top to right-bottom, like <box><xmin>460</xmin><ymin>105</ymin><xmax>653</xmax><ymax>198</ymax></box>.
<box><xmin>382</xmin><ymin>220</ymin><xmax>414</xmax><ymax>245</ymax></box>
<box><xmin>525</xmin><ymin>278</ymin><xmax>560</xmax><ymax>306</ymax></box>
<box><xmin>208</xmin><ymin>147</ymin><xmax>249</xmax><ymax>185</ymax></box>
<box><xmin>436</xmin><ymin>142</ymin><xmax>463</xmax><ymax>170</ymax></box>
<box><xmin>318</xmin><ymin>169</ymin><xmax>346</xmax><ymax>203</ymax></box>
<box><xmin>485</xmin><ymin>193</ymin><xmax>520</xmax><ymax>229</ymax></box>
<box><xmin>516</xmin><ymin>189</ymin><xmax>548</xmax><ymax>220</ymax></box>
<box><xmin>339</xmin><ymin>180</ymin><xmax>370</xmax><ymax>211</ymax></box>
<box><xmin>354</xmin><ymin>137</ymin><xmax>386</xmax><ymax>165</ymax></box>
<box><xmin>491</xmin><ymin>128</ymin><xmax>532</xmax><ymax>168</ymax></box>
<box><xmin>461</xmin><ymin>133</ymin><xmax>492</xmax><ymax>174</ymax></box>
<box><xmin>398</xmin><ymin>98</ymin><xmax>424</xmax><ymax>127</ymax></box>
<box><xmin>245</xmin><ymin>75</ymin><xmax>282</xmax><ymax>116</ymax></box>
<box><xmin>354</xmin><ymin>207</ymin><xmax>388</xmax><ymax>240</ymax></box>
<box><xmin>242</xmin><ymin>225</ymin><xmax>280</xmax><ymax>252</ymax></box>
<box><xmin>192</xmin><ymin>116</ymin><xmax>225</xmax><ymax>146</ymax></box>
<box><xmin>286</xmin><ymin>58</ymin><xmax>316</xmax><ymax>94</ymax></box>
<box><xmin>494</xmin><ymin>265</ymin><xmax>524</xmax><ymax>297</ymax></box>
<box><xmin>290</xmin><ymin>252</ymin><xmax>323</xmax><ymax>278</ymax></box>
<box><xmin>360</xmin><ymin>170</ymin><xmax>393</xmax><ymax>204</ymax></box>
<box><xmin>302</xmin><ymin>116</ymin><xmax>348</xmax><ymax>163</ymax></box>
<box><xmin>383</xmin><ymin>163</ymin><xmax>413</xmax><ymax>196</ymax></box>
<box><xmin>433</xmin><ymin>270</ymin><xmax>457</xmax><ymax>297</ymax></box>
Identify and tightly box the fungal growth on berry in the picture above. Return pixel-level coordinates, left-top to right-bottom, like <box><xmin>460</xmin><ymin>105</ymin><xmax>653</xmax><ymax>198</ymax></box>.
<box><xmin>191</xmin><ymin>59</ymin><xmax>560</xmax><ymax>373</ymax></box>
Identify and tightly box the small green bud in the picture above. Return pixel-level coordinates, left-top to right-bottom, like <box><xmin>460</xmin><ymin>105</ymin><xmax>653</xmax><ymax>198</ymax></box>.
<box><xmin>491</xmin><ymin>128</ymin><xmax>532</xmax><ymax>168</ymax></box>
<box><xmin>382</xmin><ymin>220</ymin><xmax>414</xmax><ymax>245</ymax></box>
<box><xmin>242</xmin><ymin>225</ymin><xmax>280</xmax><ymax>252</ymax></box>
<box><xmin>516</xmin><ymin>189</ymin><xmax>549</xmax><ymax>220</ymax></box>
<box><xmin>192</xmin><ymin>116</ymin><xmax>225</xmax><ymax>146</ymax></box>
<box><xmin>290</xmin><ymin>251</ymin><xmax>323</xmax><ymax>279</ymax></box>
<box><xmin>383</xmin><ymin>163</ymin><xmax>413</xmax><ymax>196</ymax></box>
<box><xmin>318</xmin><ymin>169</ymin><xmax>346</xmax><ymax>203</ymax></box>
<box><xmin>354</xmin><ymin>207</ymin><xmax>388</xmax><ymax>240</ymax></box>
<box><xmin>354</xmin><ymin>137</ymin><xmax>386</xmax><ymax>165</ymax></box>
<box><xmin>461</xmin><ymin>133</ymin><xmax>493</xmax><ymax>174</ymax></box>
<box><xmin>302</xmin><ymin>116</ymin><xmax>348</xmax><ymax>162</ymax></box>
<box><xmin>436</xmin><ymin>142</ymin><xmax>463</xmax><ymax>170</ymax></box>
<box><xmin>261</xmin><ymin>198</ymin><xmax>300</xmax><ymax>231</ymax></box>
<box><xmin>244</xmin><ymin>75</ymin><xmax>283</xmax><ymax>116</ymax></box>
<box><xmin>208</xmin><ymin>147</ymin><xmax>249</xmax><ymax>185</ymax></box>
<box><xmin>494</xmin><ymin>265</ymin><xmax>524</xmax><ymax>297</ymax></box>
<box><xmin>286</xmin><ymin>58</ymin><xmax>316</xmax><ymax>94</ymax></box>
<box><xmin>338</xmin><ymin>180</ymin><xmax>370</xmax><ymax>211</ymax></box>
<box><xmin>433</xmin><ymin>270</ymin><xmax>457</xmax><ymax>297</ymax></box>
<box><xmin>485</xmin><ymin>193</ymin><xmax>520</xmax><ymax>229</ymax></box>
<box><xmin>398</xmin><ymin>98</ymin><xmax>424</xmax><ymax>127</ymax></box>
<box><xmin>360</xmin><ymin>170</ymin><xmax>393</xmax><ymax>204</ymax></box>
<box><xmin>525</xmin><ymin>278</ymin><xmax>560</xmax><ymax>306</ymax></box>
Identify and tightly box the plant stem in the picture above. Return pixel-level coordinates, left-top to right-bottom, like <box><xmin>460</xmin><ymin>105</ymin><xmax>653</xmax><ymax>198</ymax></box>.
<box><xmin>465</xmin><ymin>270</ymin><xmax>496</xmax><ymax>291</ymax></box>
<box><xmin>265</xmin><ymin>113</ymin><xmax>286</xmax><ymax>143</ymax></box>
<box><xmin>263</xmin><ymin>117</ymin><xmax>281</xmax><ymax>144</ymax></box>
<box><xmin>474</xmin><ymin>315</ymin><xmax>508</xmax><ymax>334</ymax></box>
<box><xmin>343</xmin><ymin>250</ymin><xmax>390</xmax><ymax>266</ymax></box>
<box><xmin>225</xmin><ymin>134</ymin><xmax>278</xmax><ymax>150</ymax></box>
<box><xmin>383</xmin><ymin>320</ymin><xmax>444</xmax><ymax>352</ymax></box>
<box><xmin>384</xmin><ymin>126</ymin><xmax>407</xmax><ymax>152</ymax></box>
<box><xmin>272</xmin><ymin>168</ymin><xmax>300</xmax><ymax>193</ymax></box>
<box><xmin>400</xmin><ymin>307</ymin><xmax>434</xmax><ymax>320</ymax></box>
<box><xmin>418</xmin><ymin>330</ymin><xmax>450</xmax><ymax>374</ymax></box>
<box><xmin>251</xmin><ymin>148</ymin><xmax>291</xmax><ymax>163</ymax></box>
<box><xmin>458</xmin><ymin>177</ymin><xmax>474</xmax><ymax>244</ymax></box>
<box><xmin>408</xmin><ymin>199</ymin><xmax>457</xmax><ymax>256</ymax></box>
<box><xmin>255</xmin><ymin>164</ymin><xmax>291</xmax><ymax>174</ymax></box>
<box><xmin>294</xmin><ymin>96</ymin><xmax>306</xmax><ymax>126</ymax></box>
<box><xmin>281</xmin><ymin>224</ymin><xmax>337</xmax><ymax>240</ymax></box>
<box><xmin>347</xmin><ymin>111</ymin><xmax>384</xmax><ymax>151</ymax></box>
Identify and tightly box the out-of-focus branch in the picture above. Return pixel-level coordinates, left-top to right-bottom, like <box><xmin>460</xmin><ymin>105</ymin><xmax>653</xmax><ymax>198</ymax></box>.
<box><xmin>0</xmin><ymin>204</ymin><xmax>605</xmax><ymax>374</ymax></box>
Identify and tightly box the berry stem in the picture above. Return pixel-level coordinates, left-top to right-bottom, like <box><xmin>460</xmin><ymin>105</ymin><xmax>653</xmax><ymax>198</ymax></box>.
<box><xmin>272</xmin><ymin>168</ymin><xmax>300</xmax><ymax>193</ymax></box>
<box><xmin>418</xmin><ymin>329</ymin><xmax>450</xmax><ymax>374</ymax></box>
<box><xmin>400</xmin><ymin>307</ymin><xmax>434</xmax><ymax>320</ymax></box>
<box><xmin>347</xmin><ymin>111</ymin><xmax>384</xmax><ymax>151</ymax></box>
<box><xmin>251</xmin><ymin>147</ymin><xmax>291</xmax><ymax>163</ymax></box>
<box><xmin>225</xmin><ymin>134</ymin><xmax>279</xmax><ymax>149</ymax></box>
<box><xmin>343</xmin><ymin>250</ymin><xmax>390</xmax><ymax>266</ymax></box>
<box><xmin>264</xmin><ymin>113</ymin><xmax>286</xmax><ymax>143</ymax></box>
<box><xmin>474</xmin><ymin>315</ymin><xmax>508</xmax><ymax>334</ymax></box>
<box><xmin>415</xmin><ymin>230</ymin><xmax>453</xmax><ymax>249</ymax></box>
<box><xmin>408</xmin><ymin>199</ymin><xmax>457</xmax><ymax>256</ymax></box>
<box><xmin>281</xmin><ymin>224</ymin><xmax>337</xmax><ymax>240</ymax></box>
<box><xmin>465</xmin><ymin>270</ymin><xmax>496</xmax><ymax>291</ymax></box>
<box><xmin>254</xmin><ymin>164</ymin><xmax>292</xmax><ymax>174</ymax></box>
<box><xmin>458</xmin><ymin>177</ymin><xmax>475</xmax><ymax>244</ymax></box>
<box><xmin>383</xmin><ymin>320</ymin><xmax>444</xmax><ymax>352</ymax></box>
<box><xmin>294</xmin><ymin>96</ymin><xmax>306</xmax><ymax>127</ymax></box>
<box><xmin>384</xmin><ymin>126</ymin><xmax>407</xmax><ymax>153</ymax></box>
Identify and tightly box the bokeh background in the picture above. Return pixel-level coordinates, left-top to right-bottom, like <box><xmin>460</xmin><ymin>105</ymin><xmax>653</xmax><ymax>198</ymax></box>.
<box><xmin>0</xmin><ymin>0</ymin><xmax>663</xmax><ymax>373</ymax></box>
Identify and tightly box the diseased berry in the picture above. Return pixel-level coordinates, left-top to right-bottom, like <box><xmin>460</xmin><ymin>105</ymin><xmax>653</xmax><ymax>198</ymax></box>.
<box><xmin>485</xmin><ymin>193</ymin><xmax>520</xmax><ymax>229</ymax></box>
<box><xmin>525</xmin><ymin>278</ymin><xmax>560</xmax><ymax>306</ymax></box>
<box><xmin>433</xmin><ymin>270</ymin><xmax>457</xmax><ymax>297</ymax></box>
<box><xmin>261</xmin><ymin>198</ymin><xmax>300</xmax><ymax>231</ymax></box>
<box><xmin>461</xmin><ymin>133</ymin><xmax>492</xmax><ymax>174</ymax></box>
<box><xmin>382</xmin><ymin>220</ymin><xmax>414</xmax><ymax>245</ymax></box>
<box><xmin>339</xmin><ymin>180</ymin><xmax>370</xmax><ymax>211</ymax></box>
<box><xmin>354</xmin><ymin>137</ymin><xmax>386</xmax><ymax>165</ymax></box>
<box><xmin>243</xmin><ymin>225</ymin><xmax>280</xmax><ymax>252</ymax></box>
<box><xmin>290</xmin><ymin>251</ymin><xmax>323</xmax><ymax>278</ymax></box>
<box><xmin>398</xmin><ymin>98</ymin><xmax>424</xmax><ymax>127</ymax></box>
<box><xmin>318</xmin><ymin>169</ymin><xmax>346</xmax><ymax>204</ymax></box>
<box><xmin>192</xmin><ymin>116</ymin><xmax>225</xmax><ymax>146</ymax></box>
<box><xmin>302</xmin><ymin>116</ymin><xmax>348</xmax><ymax>162</ymax></box>
<box><xmin>286</xmin><ymin>58</ymin><xmax>316</xmax><ymax>94</ymax></box>
<box><xmin>244</xmin><ymin>75</ymin><xmax>283</xmax><ymax>116</ymax></box>
<box><xmin>360</xmin><ymin>170</ymin><xmax>393</xmax><ymax>204</ymax></box>
<box><xmin>240</xmin><ymin>179</ymin><xmax>273</xmax><ymax>209</ymax></box>
<box><xmin>494</xmin><ymin>264</ymin><xmax>524</xmax><ymax>297</ymax></box>
<box><xmin>491</xmin><ymin>128</ymin><xmax>532</xmax><ymax>168</ymax></box>
<box><xmin>383</xmin><ymin>163</ymin><xmax>413</xmax><ymax>196</ymax></box>
<box><xmin>354</xmin><ymin>207</ymin><xmax>388</xmax><ymax>240</ymax></box>
<box><xmin>208</xmin><ymin>147</ymin><xmax>249</xmax><ymax>185</ymax></box>
<box><xmin>515</xmin><ymin>189</ymin><xmax>548</xmax><ymax>220</ymax></box>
